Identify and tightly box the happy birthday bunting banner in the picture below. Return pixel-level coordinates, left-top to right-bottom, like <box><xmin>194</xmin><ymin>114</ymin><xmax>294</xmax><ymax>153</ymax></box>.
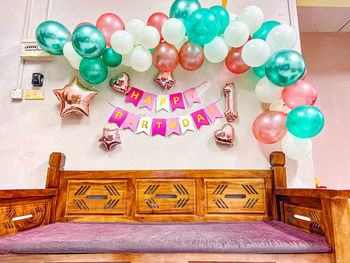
<box><xmin>152</xmin><ymin>119</ymin><xmax>167</xmax><ymax>136</ymax></box>
<box><xmin>166</xmin><ymin>118</ymin><xmax>181</xmax><ymax>136</ymax></box>
<box><xmin>156</xmin><ymin>95</ymin><xmax>170</xmax><ymax>112</ymax></box>
<box><xmin>108</xmin><ymin>102</ymin><xmax>221</xmax><ymax>137</ymax></box>
<box><xmin>204</xmin><ymin>103</ymin><xmax>223</xmax><ymax>123</ymax></box>
<box><xmin>137</xmin><ymin>117</ymin><xmax>152</xmax><ymax>135</ymax></box>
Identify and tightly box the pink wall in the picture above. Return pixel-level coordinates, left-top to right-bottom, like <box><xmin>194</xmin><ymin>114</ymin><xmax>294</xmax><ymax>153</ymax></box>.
<box><xmin>300</xmin><ymin>32</ymin><xmax>350</xmax><ymax>189</ymax></box>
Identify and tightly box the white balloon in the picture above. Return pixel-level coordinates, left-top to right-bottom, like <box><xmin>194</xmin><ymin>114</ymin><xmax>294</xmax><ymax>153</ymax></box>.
<box><xmin>139</xmin><ymin>26</ymin><xmax>160</xmax><ymax>49</ymax></box>
<box><xmin>121</xmin><ymin>52</ymin><xmax>132</xmax><ymax>67</ymax></box>
<box><xmin>242</xmin><ymin>39</ymin><xmax>270</xmax><ymax>67</ymax></box>
<box><xmin>266</xmin><ymin>25</ymin><xmax>297</xmax><ymax>53</ymax></box>
<box><xmin>204</xmin><ymin>36</ymin><xmax>229</xmax><ymax>63</ymax></box>
<box><xmin>270</xmin><ymin>99</ymin><xmax>291</xmax><ymax>114</ymax></box>
<box><xmin>111</xmin><ymin>30</ymin><xmax>134</xmax><ymax>55</ymax></box>
<box><xmin>238</xmin><ymin>6</ymin><xmax>264</xmax><ymax>34</ymax></box>
<box><xmin>126</xmin><ymin>18</ymin><xmax>145</xmax><ymax>44</ymax></box>
<box><xmin>69</xmin><ymin>58</ymin><xmax>82</xmax><ymax>70</ymax></box>
<box><xmin>63</xmin><ymin>42</ymin><xmax>81</xmax><ymax>61</ymax></box>
<box><xmin>129</xmin><ymin>46</ymin><xmax>152</xmax><ymax>72</ymax></box>
<box><xmin>229</xmin><ymin>13</ymin><xmax>239</xmax><ymax>24</ymax></box>
<box><xmin>224</xmin><ymin>21</ymin><xmax>250</xmax><ymax>48</ymax></box>
<box><xmin>255</xmin><ymin>77</ymin><xmax>282</xmax><ymax>103</ymax></box>
<box><xmin>161</xmin><ymin>18</ymin><xmax>186</xmax><ymax>45</ymax></box>
<box><xmin>282</xmin><ymin>132</ymin><xmax>312</xmax><ymax>160</ymax></box>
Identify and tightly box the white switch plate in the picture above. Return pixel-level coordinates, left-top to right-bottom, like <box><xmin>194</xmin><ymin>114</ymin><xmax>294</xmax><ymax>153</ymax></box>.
<box><xmin>12</xmin><ymin>89</ymin><xmax>23</xmax><ymax>100</ymax></box>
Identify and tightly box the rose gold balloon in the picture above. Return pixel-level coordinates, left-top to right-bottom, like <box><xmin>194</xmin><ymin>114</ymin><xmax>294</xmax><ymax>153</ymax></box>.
<box><xmin>252</xmin><ymin>111</ymin><xmax>287</xmax><ymax>144</ymax></box>
<box><xmin>214</xmin><ymin>124</ymin><xmax>234</xmax><ymax>147</ymax></box>
<box><xmin>154</xmin><ymin>71</ymin><xmax>176</xmax><ymax>90</ymax></box>
<box><xmin>152</xmin><ymin>42</ymin><xmax>179</xmax><ymax>72</ymax></box>
<box><xmin>223</xmin><ymin>83</ymin><xmax>238</xmax><ymax>122</ymax></box>
<box><xmin>179</xmin><ymin>40</ymin><xmax>204</xmax><ymax>71</ymax></box>
<box><xmin>225</xmin><ymin>46</ymin><xmax>250</xmax><ymax>74</ymax></box>
<box><xmin>96</xmin><ymin>13</ymin><xmax>125</xmax><ymax>47</ymax></box>
<box><xmin>99</xmin><ymin>127</ymin><xmax>121</xmax><ymax>151</ymax></box>
<box><xmin>147</xmin><ymin>12</ymin><xmax>168</xmax><ymax>41</ymax></box>
<box><xmin>282</xmin><ymin>80</ymin><xmax>317</xmax><ymax>109</ymax></box>
<box><xmin>53</xmin><ymin>77</ymin><xmax>98</xmax><ymax>117</ymax></box>
<box><xmin>109</xmin><ymin>72</ymin><xmax>130</xmax><ymax>95</ymax></box>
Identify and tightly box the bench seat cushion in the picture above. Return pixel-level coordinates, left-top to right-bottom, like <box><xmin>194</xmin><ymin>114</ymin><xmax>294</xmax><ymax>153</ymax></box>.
<box><xmin>0</xmin><ymin>221</ymin><xmax>331</xmax><ymax>254</ymax></box>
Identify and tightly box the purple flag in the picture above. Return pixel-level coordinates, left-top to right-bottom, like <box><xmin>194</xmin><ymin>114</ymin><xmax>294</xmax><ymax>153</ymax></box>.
<box><xmin>166</xmin><ymin>118</ymin><xmax>181</xmax><ymax>136</ymax></box>
<box><xmin>169</xmin><ymin>92</ymin><xmax>185</xmax><ymax>112</ymax></box>
<box><xmin>204</xmin><ymin>103</ymin><xmax>223</xmax><ymax>123</ymax></box>
<box><xmin>191</xmin><ymin>109</ymin><xmax>210</xmax><ymax>130</ymax></box>
<box><xmin>108</xmin><ymin>107</ymin><xmax>128</xmax><ymax>127</ymax></box>
<box><xmin>121</xmin><ymin>112</ymin><xmax>140</xmax><ymax>133</ymax></box>
<box><xmin>183</xmin><ymin>87</ymin><xmax>200</xmax><ymax>107</ymax></box>
<box><xmin>125</xmin><ymin>87</ymin><xmax>144</xmax><ymax>107</ymax></box>
<box><xmin>138</xmin><ymin>92</ymin><xmax>156</xmax><ymax>111</ymax></box>
<box><xmin>152</xmin><ymin>119</ymin><xmax>166</xmax><ymax>136</ymax></box>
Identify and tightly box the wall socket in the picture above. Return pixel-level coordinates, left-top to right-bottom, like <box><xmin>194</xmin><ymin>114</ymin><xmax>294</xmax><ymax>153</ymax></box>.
<box><xmin>12</xmin><ymin>89</ymin><xmax>23</xmax><ymax>100</ymax></box>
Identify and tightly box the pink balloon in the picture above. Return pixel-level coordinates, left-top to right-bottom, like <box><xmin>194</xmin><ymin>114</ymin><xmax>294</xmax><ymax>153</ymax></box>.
<box><xmin>147</xmin><ymin>12</ymin><xmax>168</xmax><ymax>41</ymax></box>
<box><xmin>152</xmin><ymin>42</ymin><xmax>179</xmax><ymax>72</ymax></box>
<box><xmin>282</xmin><ymin>80</ymin><xmax>317</xmax><ymax>109</ymax></box>
<box><xmin>179</xmin><ymin>40</ymin><xmax>204</xmax><ymax>71</ymax></box>
<box><xmin>225</xmin><ymin>47</ymin><xmax>250</xmax><ymax>74</ymax></box>
<box><xmin>75</xmin><ymin>22</ymin><xmax>93</xmax><ymax>29</ymax></box>
<box><xmin>96</xmin><ymin>13</ymin><xmax>125</xmax><ymax>46</ymax></box>
<box><xmin>252</xmin><ymin>111</ymin><xmax>287</xmax><ymax>144</ymax></box>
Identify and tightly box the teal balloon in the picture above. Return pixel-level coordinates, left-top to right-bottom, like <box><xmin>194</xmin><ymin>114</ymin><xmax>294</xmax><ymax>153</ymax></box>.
<box><xmin>253</xmin><ymin>64</ymin><xmax>266</xmax><ymax>78</ymax></box>
<box><xmin>35</xmin><ymin>21</ymin><xmax>71</xmax><ymax>55</ymax></box>
<box><xmin>170</xmin><ymin>0</ymin><xmax>201</xmax><ymax>23</ymax></box>
<box><xmin>286</xmin><ymin>106</ymin><xmax>324</xmax><ymax>139</ymax></box>
<box><xmin>102</xmin><ymin>47</ymin><xmax>122</xmax><ymax>68</ymax></box>
<box><xmin>72</xmin><ymin>24</ymin><xmax>106</xmax><ymax>59</ymax></box>
<box><xmin>252</xmin><ymin>21</ymin><xmax>280</xmax><ymax>40</ymax></box>
<box><xmin>79</xmin><ymin>57</ymin><xmax>108</xmax><ymax>84</ymax></box>
<box><xmin>186</xmin><ymin>8</ymin><xmax>219</xmax><ymax>45</ymax></box>
<box><xmin>265</xmin><ymin>50</ymin><xmax>306</xmax><ymax>87</ymax></box>
<box><xmin>209</xmin><ymin>5</ymin><xmax>229</xmax><ymax>35</ymax></box>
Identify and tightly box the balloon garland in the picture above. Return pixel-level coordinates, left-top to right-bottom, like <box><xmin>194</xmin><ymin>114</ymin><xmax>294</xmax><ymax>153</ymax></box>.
<box><xmin>35</xmin><ymin>0</ymin><xmax>324</xmax><ymax>160</ymax></box>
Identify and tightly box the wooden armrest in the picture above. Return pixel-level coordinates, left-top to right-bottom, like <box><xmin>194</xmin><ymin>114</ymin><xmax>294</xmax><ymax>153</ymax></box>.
<box><xmin>275</xmin><ymin>188</ymin><xmax>350</xmax><ymax>199</ymax></box>
<box><xmin>0</xmin><ymin>189</ymin><xmax>57</xmax><ymax>199</ymax></box>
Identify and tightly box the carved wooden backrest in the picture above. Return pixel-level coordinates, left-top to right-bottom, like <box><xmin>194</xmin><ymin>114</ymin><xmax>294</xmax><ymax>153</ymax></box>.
<box><xmin>54</xmin><ymin>170</ymin><xmax>274</xmax><ymax>223</ymax></box>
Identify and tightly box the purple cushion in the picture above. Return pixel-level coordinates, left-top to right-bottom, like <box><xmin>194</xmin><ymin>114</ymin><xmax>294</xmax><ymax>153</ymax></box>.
<box><xmin>0</xmin><ymin>221</ymin><xmax>331</xmax><ymax>254</ymax></box>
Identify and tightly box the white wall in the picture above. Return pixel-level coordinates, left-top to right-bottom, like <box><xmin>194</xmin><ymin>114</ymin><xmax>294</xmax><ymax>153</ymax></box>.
<box><xmin>0</xmin><ymin>0</ymin><xmax>315</xmax><ymax>189</ymax></box>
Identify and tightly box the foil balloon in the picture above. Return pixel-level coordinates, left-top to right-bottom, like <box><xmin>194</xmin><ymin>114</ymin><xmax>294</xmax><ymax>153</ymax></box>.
<box><xmin>99</xmin><ymin>127</ymin><xmax>121</xmax><ymax>151</ymax></box>
<box><xmin>154</xmin><ymin>71</ymin><xmax>176</xmax><ymax>90</ymax></box>
<box><xmin>252</xmin><ymin>111</ymin><xmax>287</xmax><ymax>144</ymax></box>
<box><xmin>53</xmin><ymin>76</ymin><xmax>98</xmax><ymax>117</ymax></box>
<box><xmin>223</xmin><ymin>83</ymin><xmax>238</xmax><ymax>122</ymax></box>
<box><xmin>214</xmin><ymin>124</ymin><xmax>234</xmax><ymax>147</ymax></box>
<box><xmin>109</xmin><ymin>72</ymin><xmax>130</xmax><ymax>95</ymax></box>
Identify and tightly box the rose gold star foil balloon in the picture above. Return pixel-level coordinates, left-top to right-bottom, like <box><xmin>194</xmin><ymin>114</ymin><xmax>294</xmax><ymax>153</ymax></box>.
<box><xmin>53</xmin><ymin>76</ymin><xmax>98</xmax><ymax>117</ymax></box>
<box><xmin>223</xmin><ymin>83</ymin><xmax>238</xmax><ymax>122</ymax></box>
<box><xmin>109</xmin><ymin>72</ymin><xmax>130</xmax><ymax>95</ymax></box>
<box><xmin>154</xmin><ymin>71</ymin><xmax>176</xmax><ymax>90</ymax></box>
<box><xmin>214</xmin><ymin>124</ymin><xmax>235</xmax><ymax>147</ymax></box>
<box><xmin>99</xmin><ymin>127</ymin><xmax>121</xmax><ymax>151</ymax></box>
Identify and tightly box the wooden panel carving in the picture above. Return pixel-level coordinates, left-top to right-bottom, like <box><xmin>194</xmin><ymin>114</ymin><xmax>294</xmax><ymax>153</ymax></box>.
<box><xmin>66</xmin><ymin>180</ymin><xmax>127</xmax><ymax>215</ymax></box>
<box><xmin>206</xmin><ymin>179</ymin><xmax>265</xmax><ymax>214</ymax></box>
<box><xmin>136</xmin><ymin>179</ymin><xmax>195</xmax><ymax>214</ymax></box>
<box><xmin>284</xmin><ymin>203</ymin><xmax>324</xmax><ymax>235</ymax></box>
<box><xmin>0</xmin><ymin>202</ymin><xmax>46</xmax><ymax>237</ymax></box>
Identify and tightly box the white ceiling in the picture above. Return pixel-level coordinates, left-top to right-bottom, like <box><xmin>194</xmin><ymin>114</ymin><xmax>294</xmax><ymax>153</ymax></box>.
<box><xmin>298</xmin><ymin>7</ymin><xmax>350</xmax><ymax>32</ymax></box>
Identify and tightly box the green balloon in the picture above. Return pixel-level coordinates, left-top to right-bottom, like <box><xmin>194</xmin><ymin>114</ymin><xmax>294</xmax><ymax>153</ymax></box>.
<box><xmin>186</xmin><ymin>8</ymin><xmax>219</xmax><ymax>45</ymax></box>
<box><xmin>252</xmin><ymin>21</ymin><xmax>280</xmax><ymax>40</ymax></box>
<box><xmin>102</xmin><ymin>47</ymin><xmax>122</xmax><ymax>68</ymax></box>
<box><xmin>265</xmin><ymin>50</ymin><xmax>306</xmax><ymax>87</ymax></box>
<box><xmin>286</xmin><ymin>106</ymin><xmax>324</xmax><ymax>138</ymax></box>
<box><xmin>209</xmin><ymin>5</ymin><xmax>229</xmax><ymax>35</ymax></box>
<box><xmin>79</xmin><ymin>57</ymin><xmax>108</xmax><ymax>84</ymax></box>
<box><xmin>72</xmin><ymin>25</ymin><xmax>106</xmax><ymax>59</ymax></box>
<box><xmin>253</xmin><ymin>64</ymin><xmax>266</xmax><ymax>78</ymax></box>
<box><xmin>35</xmin><ymin>21</ymin><xmax>71</xmax><ymax>55</ymax></box>
<box><xmin>170</xmin><ymin>0</ymin><xmax>201</xmax><ymax>23</ymax></box>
